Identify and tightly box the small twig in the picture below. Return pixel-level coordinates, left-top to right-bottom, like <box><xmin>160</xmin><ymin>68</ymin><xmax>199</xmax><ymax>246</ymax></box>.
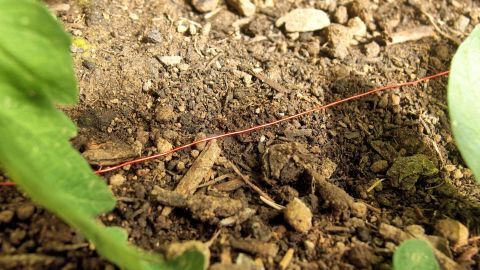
<box><xmin>260</xmin><ymin>195</ymin><xmax>285</xmax><ymax>210</ymax></box>
<box><xmin>206</xmin><ymin>229</ymin><xmax>222</xmax><ymax>247</ymax></box>
<box><xmin>161</xmin><ymin>141</ymin><xmax>221</xmax><ymax>216</ymax></box>
<box><xmin>198</xmin><ymin>173</ymin><xmax>235</xmax><ymax>188</ymax></box>
<box><xmin>227</xmin><ymin>160</ymin><xmax>274</xmax><ymax>202</ymax></box>
<box><xmin>362</xmin><ymin>201</ymin><xmax>381</xmax><ymax>214</ymax></box>
<box><xmin>418</xmin><ymin>9</ymin><xmax>461</xmax><ymax>45</ymax></box>
<box><xmin>206</xmin><ymin>53</ymin><xmax>221</xmax><ymax>68</ymax></box>
<box><xmin>250</xmin><ymin>70</ymin><xmax>289</xmax><ymax>93</ymax></box>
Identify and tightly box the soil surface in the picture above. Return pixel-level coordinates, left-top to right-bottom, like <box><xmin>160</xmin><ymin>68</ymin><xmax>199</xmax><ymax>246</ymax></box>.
<box><xmin>1</xmin><ymin>0</ymin><xmax>480</xmax><ymax>269</ymax></box>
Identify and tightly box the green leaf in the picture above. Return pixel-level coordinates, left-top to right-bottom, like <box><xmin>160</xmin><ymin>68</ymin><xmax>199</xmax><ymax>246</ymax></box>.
<box><xmin>0</xmin><ymin>1</ymin><xmax>204</xmax><ymax>269</ymax></box>
<box><xmin>0</xmin><ymin>0</ymin><xmax>76</xmax><ymax>104</ymax></box>
<box><xmin>448</xmin><ymin>25</ymin><xmax>480</xmax><ymax>182</ymax></box>
<box><xmin>393</xmin><ymin>239</ymin><xmax>440</xmax><ymax>270</ymax></box>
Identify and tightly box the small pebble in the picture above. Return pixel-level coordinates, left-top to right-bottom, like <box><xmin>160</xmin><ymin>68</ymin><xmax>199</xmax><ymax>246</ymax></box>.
<box><xmin>348</xmin><ymin>0</ymin><xmax>372</xmax><ymax>23</ymax></box>
<box><xmin>177</xmin><ymin>23</ymin><xmax>188</xmax><ymax>33</ymax></box>
<box><xmin>226</xmin><ymin>0</ymin><xmax>256</xmax><ymax>17</ymax></box>
<box><xmin>351</xmin><ymin>202</ymin><xmax>367</xmax><ymax>218</ymax></box>
<box><xmin>178</xmin><ymin>63</ymin><xmax>190</xmax><ymax>71</ymax></box>
<box><xmin>191</xmin><ymin>0</ymin><xmax>219</xmax><ymax>13</ymax></box>
<box><xmin>157</xmin><ymin>55</ymin><xmax>182</xmax><ymax>66</ymax></box>
<box><xmin>142</xmin><ymin>80</ymin><xmax>153</xmax><ymax>92</ymax></box>
<box><xmin>371</xmin><ymin>160</ymin><xmax>388</xmax><ymax>173</ymax></box>
<box><xmin>435</xmin><ymin>219</ymin><xmax>469</xmax><ymax>246</ymax></box>
<box><xmin>0</xmin><ymin>210</ymin><xmax>14</xmax><ymax>223</ymax></box>
<box><xmin>363</xmin><ymin>41</ymin><xmax>380</xmax><ymax>58</ymax></box>
<box><xmin>453</xmin><ymin>169</ymin><xmax>464</xmax><ymax>179</ymax></box>
<box><xmin>155</xmin><ymin>105</ymin><xmax>176</xmax><ymax>123</ymax></box>
<box><xmin>276</xmin><ymin>8</ymin><xmax>330</xmax><ymax>32</ymax></box>
<box><xmin>333</xmin><ymin>6</ymin><xmax>348</xmax><ymax>24</ymax></box>
<box><xmin>378</xmin><ymin>94</ymin><xmax>389</xmax><ymax>108</ymax></box>
<box><xmin>176</xmin><ymin>161</ymin><xmax>186</xmax><ymax>171</ymax></box>
<box><xmin>444</xmin><ymin>164</ymin><xmax>456</xmax><ymax>172</ymax></box>
<box><xmin>454</xmin><ymin>15</ymin><xmax>470</xmax><ymax>32</ymax></box>
<box><xmin>194</xmin><ymin>132</ymin><xmax>207</xmax><ymax>151</ymax></box>
<box><xmin>189</xmin><ymin>24</ymin><xmax>197</xmax><ymax>35</ymax></box>
<box><xmin>16</xmin><ymin>204</ymin><xmax>35</xmax><ymax>220</ymax></box>
<box><xmin>391</xmin><ymin>94</ymin><xmax>401</xmax><ymax>106</ymax></box>
<box><xmin>143</xmin><ymin>29</ymin><xmax>162</xmax><ymax>43</ymax></box>
<box><xmin>304</xmin><ymin>240</ymin><xmax>315</xmax><ymax>251</ymax></box>
<box><xmin>129</xmin><ymin>13</ymin><xmax>139</xmax><ymax>20</ymax></box>
<box><xmin>110</xmin><ymin>174</ymin><xmax>126</xmax><ymax>186</ymax></box>
<box><xmin>347</xmin><ymin>17</ymin><xmax>366</xmax><ymax>37</ymax></box>
<box><xmin>347</xmin><ymin>245</ymin><xmax>378</xmax><ymax>268</ymax></box>
<box><xmin>9</xmin><ymin>229</ymin><xmax>26</xmax><ymax>245</ymax></box>
<box><xmin>325</xmin><ymin>24</ymin><xmax>352</xmax><ymax>59</ymax></box>
<box><xmin>283</xmin><ymin>198</ymin><xmax>312</xmax><ymax>233</ymax></box>
<box><xmin>156</xmin><ymin>137</ymin><xmax>173</xmax><ymax>153</ymax></box>
<box><xmin>191</xmin><ymin>149</ymin><xmax>200</xmax><ymax>158</ymax></box>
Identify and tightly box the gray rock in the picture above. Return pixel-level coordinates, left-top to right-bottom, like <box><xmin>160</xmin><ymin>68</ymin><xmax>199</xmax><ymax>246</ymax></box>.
<box><xmin>143</xmin><ymin>29</ymin><xmax>162</xmax><ymax>43</ymax></box>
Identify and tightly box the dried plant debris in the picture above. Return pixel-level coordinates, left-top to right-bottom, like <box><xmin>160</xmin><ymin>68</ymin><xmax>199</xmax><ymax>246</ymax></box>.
<box><xmin>82</xmin><ymin>140</ymin><xmax>141</xmax><ymax>166</ymax></box>
<box><xmin>153</xmin><ymin>186</ymin><xmax>253</xmax><ymax>225</ymax></box>
<box><xmin>262</xmin><ymin>142</ymin><xmax>366</xmax><ymax>219</ymax></box>
<box><xmin>162</xmin><ymin>140</ymin><xmax>221</xmax><ymax>216</ymax></box>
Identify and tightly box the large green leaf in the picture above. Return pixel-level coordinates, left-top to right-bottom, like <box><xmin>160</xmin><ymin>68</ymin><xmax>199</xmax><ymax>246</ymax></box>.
<box><xmin>448</xmin><ymin>25</ymin><xmax>480</xmax><ymax>182</ymax></box>
<box><xmin>393</xmin><ymin>239</ymin><xmax>440</xmax><ymax>270</ymax></box>
<box><xmin>0</xmin><ymin>0</ymin><xmax>76</xmax><ymax>104</ymax></box>
<box><xmin>0</xmin><ymin>1</ymin><xmax>204</xmax><ymax>269</ymax></box>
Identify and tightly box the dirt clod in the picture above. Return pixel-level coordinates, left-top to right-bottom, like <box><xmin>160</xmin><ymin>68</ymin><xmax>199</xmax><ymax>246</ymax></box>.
<box><xmin>0</xmin><ymin>210</ymin><xmax>14</xmax><ymax>223</ymax></box>
<box><xmin>155</xmin><ymin>105</ymin><xmax>176</xmax><ymax>123</ymax></box>
<box><xmin>387</xmin><ymin>154</ymin><xmax>438</xmax><ymax>191</ymax></box>
<box><xmin>142</xmin><ymin>29</ymin><xmax>162</xmax><ymax>44</ymax></box>
<box><xmin>230</xmin><ymin>238</ymin><xmax>279</xmax><ymax>257</ymax></box>
<box><xmin>325</xmin><ymin>24</ymin><xmax>352</xmax><ymax>59</ymax></box>
<box><xmin>16</xmin><ymin>204</ymin><xmax>35</xmax><ymax>220</ymax></box>
<box><xmin>191</xmin><ymin>0</ymin><xmax>219</xmax><ymax>13</ymax></box>
<box><xmin>226</xmin><ymin>0</ymin><xmax>256</xmax><ymax>17</ymax></box>
<box><xmin>346</xmin><ymin>245</ymin><xmax>380</xmax><ymax>268</ymax></box>
<box><xmin>371</xmin><ymin>160</ymin><xmax>388</xmax><ymax>173</ymax></box>
<box><xmin>187</xmin><ymin>194</ymin><xmax>243</xmax><ymax>223</ymax></box>
<box><xmin>284</xmin><ymin>198</ymin><xmax>313</xmax><ymax>233</ymax></box>
<box><xmin>363</xmin><ymin>41</ymin><xmax>380</xmax><ymax>57</ymax></box>
<box><xmin>434</xmin><ymin>219</ymin><xmax>469</xmax><ymax>247</ymax></box>
<box><xmin>333</xmin><ymin>6</ymin><xmax>349</xmax><ymax>24</ymax></box>
<box><xmin>109</xmin><ymin>174</ymin><xmax>125</xmax><ymax>186</ymax></box>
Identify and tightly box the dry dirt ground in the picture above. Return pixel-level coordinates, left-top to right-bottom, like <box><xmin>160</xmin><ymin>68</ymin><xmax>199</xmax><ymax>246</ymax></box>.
<box><xmin>1</xmin><ymin>0</ymin><xmax>480</xmax><ymax>269</ymax></box>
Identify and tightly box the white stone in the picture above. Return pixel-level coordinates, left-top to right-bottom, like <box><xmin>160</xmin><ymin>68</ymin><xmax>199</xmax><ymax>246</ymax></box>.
<box><xmin>276</xmin><ymin>8</ymin><xmax>330</xmax><ymax>32</ymax></box>
<box><xmin>158</xmin><ymin>56</ymin><xmax>182</xmax><ymax>66</ymax></box>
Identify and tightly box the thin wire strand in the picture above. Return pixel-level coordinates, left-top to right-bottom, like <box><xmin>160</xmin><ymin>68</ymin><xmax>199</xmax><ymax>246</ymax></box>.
<box><xmin>95</xmin><ymin>70</ymin><xmax>450</xmax><ymax>174</ymax></box>
<box><xmin>0</xmin><ymin>70</ymin><xmax>450</xmax><ymax>185</ymax></box>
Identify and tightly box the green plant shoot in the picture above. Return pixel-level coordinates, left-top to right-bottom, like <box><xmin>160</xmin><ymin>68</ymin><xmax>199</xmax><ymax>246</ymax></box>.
<box><xmin>448</xmin><ymin>25</ymin><xmax>480</xmax><ymax>182</ymax></box>
<box><xmin>393</xmin><ymin>239</ymin><xmax>440</xmax><ymax>270</ymax></box>
<box><xmin>0</xmin><ymin>0</ymin><xmax>203</xmax><ymax>269</ymax></box>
